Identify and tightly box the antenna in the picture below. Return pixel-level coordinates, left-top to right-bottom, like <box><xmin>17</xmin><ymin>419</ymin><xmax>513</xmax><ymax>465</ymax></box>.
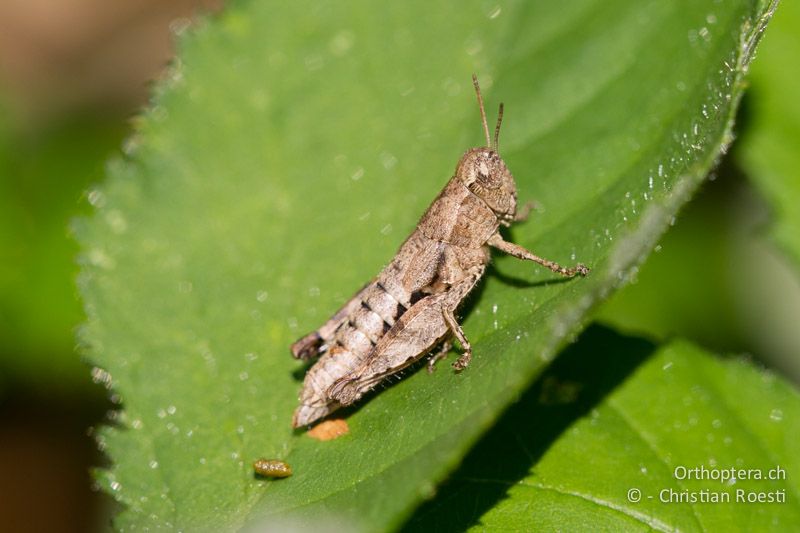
<box><xmin>472</xmin><ymin>74</ymin><xmax>491</xmax><ymax>147</ymax></box>
<box><xmin>493</xmin><ymin>103</ymin><xmax>504</xmax><ymax>151</ymax></box>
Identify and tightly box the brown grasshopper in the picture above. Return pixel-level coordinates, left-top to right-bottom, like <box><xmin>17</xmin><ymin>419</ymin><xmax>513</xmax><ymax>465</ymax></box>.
<box><xmin>290</xmin><ymin>75</ymin><xmax>588</xmax><ymax>428</ymax></box>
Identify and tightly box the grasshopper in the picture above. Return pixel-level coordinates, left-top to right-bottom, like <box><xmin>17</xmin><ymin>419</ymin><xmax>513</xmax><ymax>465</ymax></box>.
<box><xmin>290</xmin><ymin>75</ymin><xmax>588</xmax><ymax>428</ymax></box>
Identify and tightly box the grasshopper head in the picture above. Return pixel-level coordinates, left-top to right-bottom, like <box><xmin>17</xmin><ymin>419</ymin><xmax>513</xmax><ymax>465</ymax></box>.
<box><xmin>462</xmin><ymin>75</ymin><xmax>517</xmax><ymax>221</ymax></box>
<box><xmin>457</xmin><ymin>147</ymin><xmax>518</xmax><ymax>220</ymax></box>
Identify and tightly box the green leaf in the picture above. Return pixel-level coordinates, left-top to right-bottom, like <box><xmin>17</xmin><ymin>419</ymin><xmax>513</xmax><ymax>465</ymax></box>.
<box><xmin>593</xmin><ymin>175</ymin><xmax>748</xmax><ymax>352</ymax></box>
<box><xmin>738</xmin><ymin>0</ymin><xmax>800</xmax><ymax>269</ymax></box>
<box><xmin>405</xmin><ymin>327</ymin><xmax>800</xmax><ymax>531</ymax></box>
<box><xmin>594</xmin><ymin>161</ymin><xmax>800</xmax><ymax>380</ymax></box>
<box><xmin>77</xmin><ymin>0</ymin><xmax>775</xmax><ymax>530</ymax></box>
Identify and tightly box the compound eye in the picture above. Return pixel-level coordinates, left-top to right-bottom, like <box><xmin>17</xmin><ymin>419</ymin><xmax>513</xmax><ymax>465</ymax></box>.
<box><xmin>476</xmin><ymin>161</ymin><xmax>491</xmax><ymax>182</ymax></box>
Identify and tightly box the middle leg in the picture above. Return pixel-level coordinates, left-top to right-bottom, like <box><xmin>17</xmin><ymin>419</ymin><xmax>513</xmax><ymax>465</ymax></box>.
<box><xmin>426</xmin><ymin>336</ymin><xmax>453</xmax><ymax>373</ymax></box>
<box><xmin>443</xmin><ymin>306</ymin><xmax>473</xmax><ymax>371</ymax></box>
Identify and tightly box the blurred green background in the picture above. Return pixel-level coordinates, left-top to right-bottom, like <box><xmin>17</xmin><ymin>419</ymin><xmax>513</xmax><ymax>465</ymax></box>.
<box><xmin>0</xmin><ymin>2</ymin><xmax>221</xmax><ymax>531</ymax></box>
<box><xmin>0</xmin><ymin>1</ymin><xmax>797</xmax><ymax>531</ymax></box>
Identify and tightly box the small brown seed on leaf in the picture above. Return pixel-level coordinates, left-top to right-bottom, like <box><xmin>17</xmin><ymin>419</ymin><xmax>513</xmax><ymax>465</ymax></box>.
<box><xmin>253</xmin><ymin>458</ymin><xmax>292</xmax><ymax>478</ymax></box>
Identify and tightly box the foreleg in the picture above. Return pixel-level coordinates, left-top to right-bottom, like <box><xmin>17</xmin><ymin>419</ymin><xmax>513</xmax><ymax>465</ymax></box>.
<box><xmin>487</xmin><ymin>233</ymin><xmax>589</xmax><ymax>277</ymax></box>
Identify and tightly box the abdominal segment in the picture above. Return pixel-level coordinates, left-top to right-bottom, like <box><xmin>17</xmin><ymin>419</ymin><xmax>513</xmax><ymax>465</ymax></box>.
<box><xmin>292</xmin><ymin>272</ymin><xmax>413</xmax><ymax>427</ymax></box>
